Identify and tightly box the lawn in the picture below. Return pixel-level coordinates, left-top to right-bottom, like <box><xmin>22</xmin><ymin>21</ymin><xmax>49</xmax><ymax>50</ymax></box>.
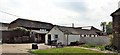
<box><xmin>80</xmin><ymin>44</ymin><xmax>105</xmax><ymax>50</ymax></box>
<box><xmin>30</xmin><ymin>47</ymin><xmax>118</xmax><ymax>55</ymax></box>
<box><xmin>31</xmin><ymin>47</ymin><xmax>100</xmax><ymax>53</ymax></box>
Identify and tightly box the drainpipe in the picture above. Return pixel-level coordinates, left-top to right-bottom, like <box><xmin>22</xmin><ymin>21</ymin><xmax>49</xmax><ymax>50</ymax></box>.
<box><xmin>67</xmin><ymin>34</ymin><xmax>68</xmax><ymax>45</ymax></box>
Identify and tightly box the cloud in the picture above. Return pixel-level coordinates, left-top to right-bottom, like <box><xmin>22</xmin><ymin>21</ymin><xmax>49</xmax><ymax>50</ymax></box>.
<box><xmin>0</xmin><ymin>0</ymin><xmax>80</xmax><ymax>24</ymax></box>
<box><xmin>54</xmin><ymin>0</ymin><xmax>87</xmax><ymax>12</ymax></box>
<box><xmin>0</xmin><ymin>0</ymin><xmax>120</xmax><ymax>29</ymax></box>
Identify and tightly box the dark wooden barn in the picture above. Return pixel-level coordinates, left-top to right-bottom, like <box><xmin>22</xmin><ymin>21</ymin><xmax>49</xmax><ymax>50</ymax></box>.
<box><xmin>6</xmin><ymin>18</ymin><xmax>53</xmax><ymax>43</ymax></box>
<box><xmin>111</xmin><ymin>8</ymin><xmax>120</xmax><ymax>52</ymax></box>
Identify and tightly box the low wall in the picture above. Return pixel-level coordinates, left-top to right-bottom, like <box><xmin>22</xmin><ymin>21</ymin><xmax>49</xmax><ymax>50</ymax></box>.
<box><xmin>79</xmin><ymin>36</ymin><xmax>110</xmax><ymax>45</ymax></box>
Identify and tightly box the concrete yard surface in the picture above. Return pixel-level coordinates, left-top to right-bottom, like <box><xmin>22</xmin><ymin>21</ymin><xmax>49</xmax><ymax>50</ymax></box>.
<box><xmin>2</xmin><ymin>43</ymin><xmax>51</xmax><ymax>53</ymax></box>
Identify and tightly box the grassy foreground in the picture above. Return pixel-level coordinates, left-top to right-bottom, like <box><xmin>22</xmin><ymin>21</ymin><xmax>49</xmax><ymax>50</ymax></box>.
<box><xmin>30</xmin><ymin>47</ymin><xmax>118</xmax><ymax>55</ymax></box>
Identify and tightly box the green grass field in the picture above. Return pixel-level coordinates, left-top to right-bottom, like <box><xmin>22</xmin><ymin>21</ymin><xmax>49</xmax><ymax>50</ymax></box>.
<box><xmin>30</xmin><ymin>47</ymin><xmax>119</xmax><ymax>55</ymax></box>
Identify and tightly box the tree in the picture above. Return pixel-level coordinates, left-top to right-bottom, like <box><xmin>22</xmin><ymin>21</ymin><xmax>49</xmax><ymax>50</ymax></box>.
<box><xmin>10</xmin><ymin>27</ymin><xmax>30</xmax><ymax>35</ymax></box>
<box><xmin>106</xmin><ymin>22</ymin><xmax>112</xmax><ymax>35</ymax></box>
<box><xmin>100</xmin><ymin>22</ymin><xmax>106</xmax><ymax>33</ymax></box>
<box><xmin>100</xmin><ymin>21</ymin><xmax>112</xmax><ymax>35</ymax></box>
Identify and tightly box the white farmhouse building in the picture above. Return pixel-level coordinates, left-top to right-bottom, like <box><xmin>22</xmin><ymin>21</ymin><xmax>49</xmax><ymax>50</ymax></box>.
<box><xmin>45</xmin><ymin>25</ymin><xmax>99</xmax><ymax>45</ymax></box>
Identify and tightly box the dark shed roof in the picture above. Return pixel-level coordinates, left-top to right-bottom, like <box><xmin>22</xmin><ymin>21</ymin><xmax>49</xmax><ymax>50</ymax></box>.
<box><xmin>111</xmin><ymin>8</ymin><xmax>120</xmax><ymax>16</ymax></box>
<box><xmin>57</xmin><ymin>26</ymin><xmax>79</xmax><ymax>34</ymax></box>
<box><xmin>56</xmin><ymin>25</ymin><xmax>97</xmax><ymax>35</ymax></box>
<box><xmin>9</xmin><ymin>18</ymin><xmax>53</xmax><ymax>29</ymax></box>
<box><xmin>75</xmin><ymin>29</ymin><xmax>97</xmax><ymax>35</ymax></box>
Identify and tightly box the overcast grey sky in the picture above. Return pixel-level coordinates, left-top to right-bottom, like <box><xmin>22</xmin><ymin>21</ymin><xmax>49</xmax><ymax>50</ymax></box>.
<box><xmin>0</xmin><ymin>0</ymin><xmax>119</xmax><ymax>29</ymax></box>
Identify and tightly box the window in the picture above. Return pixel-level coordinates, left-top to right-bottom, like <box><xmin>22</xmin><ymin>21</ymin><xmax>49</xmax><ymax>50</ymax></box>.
<box><xmin>85</xmin><ymin>35</ymin><xmax>89</xmax><ymax>37</ymax></box>
<box><xmin>81</xmin><ymin>35</ymin><xmax>84</xmax><ymax>37</ymax></box>
<box><xmin>84</xmin><ymin>35</ymin><xmax>86</xmax><ymax>37</ymax></box>
<box><xmin>54</xmin><ymin>35</ymin><xmax>58</xmax><ymax>40</ymax></box>
<box><xmin>31</xmin><ymin>32</ymin><xmax>34</xmax><ymax>34</ymax></box>
<box><xmin>80</xmin><ymin>35</ymin><xmax>82</xmax><ymax>37</ymax></box>
<box><xmin>91</xmin><ymin>35</ymin><xmax>94</xmax><ymax>37</ymax></box>
<box><xmin>87</xmin><ymin>35</ymin><xmax>90</xmax><ymax>37</ymax></box>
<box><xmin>95</xmin><ymin>35</ymin><xmax>98</xmax><ymax>37</ymax></box>
<box><xmin>40</xmin><ymin>29</ymin><xmax>46</xmax><ymax>31</ymax></box>
<box><xmin>89</xmin><ymin>35</ymin><xmax>91</xmax><ymax>37</ymax></box>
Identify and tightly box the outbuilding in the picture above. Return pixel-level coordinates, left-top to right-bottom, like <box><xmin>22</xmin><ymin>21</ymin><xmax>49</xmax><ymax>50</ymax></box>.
<box><xmin>45</xmin><ymin>25</ymin><xmax>99</xmax><ymax>45</ymax></box>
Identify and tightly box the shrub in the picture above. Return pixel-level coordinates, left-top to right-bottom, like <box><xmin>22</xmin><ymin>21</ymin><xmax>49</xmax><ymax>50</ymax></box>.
<box><xmin>70</xmin><ymin>41</ymin><xmax>79</xmax><ymax>46</ymax></box>
<box><xmin>105</xmin><ymin>45</ymin><xmax>117</xmax><ymax>51</ymax></box>
<box><xmin>99</xmin><ymin>46</ymin><xmax>105</xmax><ymax>51</ymax></box>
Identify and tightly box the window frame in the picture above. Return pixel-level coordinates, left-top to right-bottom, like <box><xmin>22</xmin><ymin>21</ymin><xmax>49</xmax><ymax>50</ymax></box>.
<box><xmin>54</xmin><ymin>34</ymin><xmax>58</xmax><ymax>40</ymax></box>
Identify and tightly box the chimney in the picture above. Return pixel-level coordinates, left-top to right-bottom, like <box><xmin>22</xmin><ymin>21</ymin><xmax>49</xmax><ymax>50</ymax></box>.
<box><xmin>118</xmin><ymin>1</ymin><xmax>120</xmax><ymax>8</ymax></box>
<box><xmin>72</xmin><ymin>23</ymin><xmax>74</xmax><ymax>27</ymax></box>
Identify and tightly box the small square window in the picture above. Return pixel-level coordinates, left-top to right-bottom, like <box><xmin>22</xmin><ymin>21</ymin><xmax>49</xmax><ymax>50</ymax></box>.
<box><xmin>84</xmin><ymin>35</ymin><xmax>86</xmax><ymax>37</ymax></box>
<box><xmin>40</xmin><ymin>29</ymin><xmax>46</xmax><ymax>31</ymax></box>
<box><xmin>55</xmin><ymin>35</ymin><xmax>58</xmax><ymax>38</ymax></box>
<box><xmin>81</xmin><ymin>35</ymin><xmax>84</xmax><ymax>37</ymax></box>
<box><xmin>91</xmin><ymin>35</ymin><xmax>94</xmax><ymax>37</ymax></box>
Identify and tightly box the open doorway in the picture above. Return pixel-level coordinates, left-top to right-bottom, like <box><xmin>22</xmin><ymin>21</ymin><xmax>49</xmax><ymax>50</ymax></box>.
<box><xmin>35</xmin><ymin>34</ymin><xmax>45</xmax><ymax>43</ymax></box>
<box><xmin>48</xmin><ymin>34</ymin><xmax>51</xmax><ymax>45</ymax></box>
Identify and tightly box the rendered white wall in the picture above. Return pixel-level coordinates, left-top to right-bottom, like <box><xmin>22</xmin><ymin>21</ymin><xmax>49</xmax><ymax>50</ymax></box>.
<box><xmin>45</xmin><ymin>27</ymin><xmax>81</xmax><ymax>45</ymax></box>
<box><xmin>45</xmin><ymin>27</ymin><xmax>65</xmax><ymax>44</ymax></box>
